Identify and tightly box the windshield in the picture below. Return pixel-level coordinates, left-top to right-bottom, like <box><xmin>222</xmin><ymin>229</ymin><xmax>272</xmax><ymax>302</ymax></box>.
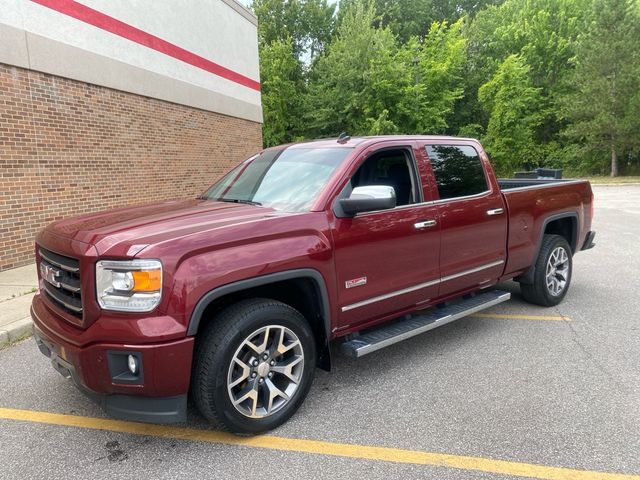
<box><xmin>202</xmin><ymin>147</ymin><xmax>351</xmax><ymax>212</ymax></box>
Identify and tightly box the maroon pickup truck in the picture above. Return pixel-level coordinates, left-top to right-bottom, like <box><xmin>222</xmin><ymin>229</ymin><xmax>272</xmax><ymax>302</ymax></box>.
<box><xmin>31</xmin><ymin>136</ymin><xmax>595</xmax><ymax>433</ymax></box>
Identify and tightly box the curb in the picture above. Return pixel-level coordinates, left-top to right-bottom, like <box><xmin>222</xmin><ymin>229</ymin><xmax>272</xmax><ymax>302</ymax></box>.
<box><xmin>0</xmin><ymin>317</ymin><xmax>33</xmax><ymax>349</ymax></box>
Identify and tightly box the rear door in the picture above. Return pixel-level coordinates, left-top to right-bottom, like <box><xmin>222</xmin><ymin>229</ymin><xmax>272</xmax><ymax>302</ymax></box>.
<box><xmin>331</xmin><ymin>142</ymin><xmax>441</xmax><ymax>332</ymax></box>
<box><xmin>423</xmin><ymin>142</ymin><xmax>507</xmax><ymax>298</ymax></box>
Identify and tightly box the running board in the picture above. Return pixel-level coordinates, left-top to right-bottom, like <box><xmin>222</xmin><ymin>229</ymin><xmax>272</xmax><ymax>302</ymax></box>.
<box><xmin>340</xmin><ymin>290</ymin><xmax>511</xmax><ymax>358</ymax></box>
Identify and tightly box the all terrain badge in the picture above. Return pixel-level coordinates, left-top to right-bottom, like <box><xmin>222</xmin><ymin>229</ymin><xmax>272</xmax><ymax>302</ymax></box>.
<box><xmin>345</xmin><ymin>277</ymin><xmax>367</xmax><ymax>289</ymax></box>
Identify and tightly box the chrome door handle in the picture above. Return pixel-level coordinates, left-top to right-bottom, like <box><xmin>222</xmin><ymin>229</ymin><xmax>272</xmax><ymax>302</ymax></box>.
<box><xmin>486</xmin><ymin>208</ymin><xmax>504</xmax><ymax>216</ymax></box>
<box><xmin>414</xmin><ymin>220</ymin><xmax>437</xmax><ymax>229</ymax></box>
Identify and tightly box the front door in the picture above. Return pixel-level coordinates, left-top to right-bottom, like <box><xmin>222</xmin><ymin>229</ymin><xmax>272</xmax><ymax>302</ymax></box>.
<box><xmin>331</xmin><ymin>143</ymin><xmax>441</xmax><ymax>332</ymax></box>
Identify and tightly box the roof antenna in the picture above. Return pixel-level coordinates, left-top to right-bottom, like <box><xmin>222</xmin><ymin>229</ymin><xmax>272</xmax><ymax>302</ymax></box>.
<box><xmin>337</xmin><ymin>132</ymin><xmax>350</xmax><ymax>144</ymax></box>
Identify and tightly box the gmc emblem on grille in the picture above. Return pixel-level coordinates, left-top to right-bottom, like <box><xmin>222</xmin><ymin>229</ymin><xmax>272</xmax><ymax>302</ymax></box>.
<box><xmin>40</xmin><ymin>263</ymin><xmax>61</xmax><ymax>288</ymax></box>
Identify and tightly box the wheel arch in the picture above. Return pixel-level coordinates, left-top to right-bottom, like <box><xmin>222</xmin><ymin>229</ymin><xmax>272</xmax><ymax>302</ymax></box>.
<box><xmin>516</xmin><ymin>212</ymin><xmax>578</xmax><ymax>285</ymax></box>
<box><xmin>188</xmin><ymin>269</ymin><xmax>332</xmax><ymax>371</ymax></box>
<box><xmin>543</xmin><ymin>214</ymin><xmax>578</xmax><ymax>253</ymax></box>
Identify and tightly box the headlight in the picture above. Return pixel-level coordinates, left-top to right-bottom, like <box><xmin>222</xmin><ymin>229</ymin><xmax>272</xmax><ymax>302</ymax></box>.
<box><xmin>96</xmin><ymin>259</ymin><xmax>162</xmax><ymax>312</ymax></box>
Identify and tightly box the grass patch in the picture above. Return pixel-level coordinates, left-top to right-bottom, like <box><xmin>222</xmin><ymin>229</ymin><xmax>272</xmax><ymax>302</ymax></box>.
<box><xmin>0</xmin><ymin>332</ymin><xmax>32</xmax><ymax>351</ymax></box>
<box><xmin>580</xmin><ymin>176</ymin><xmax>640</xmax><ymax>184</ymax></box>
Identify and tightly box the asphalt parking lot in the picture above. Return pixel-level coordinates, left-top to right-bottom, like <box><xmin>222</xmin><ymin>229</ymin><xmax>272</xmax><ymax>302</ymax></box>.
<box><xmin>0</xmin><ymin>185</ymin><xmax>638</xmax><ymax>480</ymax></box>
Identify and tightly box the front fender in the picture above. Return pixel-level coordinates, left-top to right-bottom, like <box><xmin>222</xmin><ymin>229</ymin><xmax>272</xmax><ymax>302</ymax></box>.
<box><xmin>185</xmin><ymin>268</ymin><xmax>331</xmax><ymax>337</ymax></box>
<box><xmin>170</xmin><ymin>232</ymin><xmax>333</xmax><ymax>322</ymax></box>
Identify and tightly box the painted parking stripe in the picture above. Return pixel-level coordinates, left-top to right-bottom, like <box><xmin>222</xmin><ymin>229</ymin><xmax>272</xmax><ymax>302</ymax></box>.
<box><xmin>473</xmin><ymin>313</ymin><xmax>571</xmax><ymax>321</ymax></box>
<box><xmin>0</xmin><ymin>407</ymin><xmax>637</xmax><ymax>480</ymax></box>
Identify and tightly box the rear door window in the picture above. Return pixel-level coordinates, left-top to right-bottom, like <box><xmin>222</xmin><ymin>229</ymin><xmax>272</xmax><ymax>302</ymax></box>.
<box><xmin>426</xmin><ymin>145</ymin><xmax>488</xmax><ymax>200</ymax></box>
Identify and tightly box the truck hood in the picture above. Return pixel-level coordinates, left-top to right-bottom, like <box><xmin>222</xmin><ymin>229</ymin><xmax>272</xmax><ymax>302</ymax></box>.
<box><xmin>45</xmin><ymin>198</ymin><xmax>279</xmax><ymax>256</ymax></box>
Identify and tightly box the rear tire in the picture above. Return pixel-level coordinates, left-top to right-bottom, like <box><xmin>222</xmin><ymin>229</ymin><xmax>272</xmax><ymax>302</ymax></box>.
<box><xmin>192</xmin><ymin>298</ymin><xmax>316</xmax><ymax>434</ymax></box>
<box><xmin>520</xmin><ymin>234</ymin><xmax>573</xmax><ymax>307</ymax></box>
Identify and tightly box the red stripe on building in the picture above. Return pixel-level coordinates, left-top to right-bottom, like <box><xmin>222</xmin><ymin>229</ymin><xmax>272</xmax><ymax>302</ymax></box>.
<box><xmin>30</xmin><ymin>0</ymin><xmax>261</xmax><ymax>91</ymax></box>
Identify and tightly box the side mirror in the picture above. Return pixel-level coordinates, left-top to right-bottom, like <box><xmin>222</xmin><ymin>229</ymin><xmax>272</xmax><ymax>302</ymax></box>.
<box><xmin>339</xmin><ymin>186</ymin><xmax>396</xmax><ymax>216</ymax></box>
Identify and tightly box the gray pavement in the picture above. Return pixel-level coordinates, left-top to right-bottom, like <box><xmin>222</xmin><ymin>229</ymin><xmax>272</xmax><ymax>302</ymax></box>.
<box><xmin>0</xmin><ymin>185</ymin><xmax>639</xmax><ymax>479</ymax></box>
<box><xmin>0</xmin><ymin>263</ymin><xmax>37</xmax><ymax>347</ymax></box>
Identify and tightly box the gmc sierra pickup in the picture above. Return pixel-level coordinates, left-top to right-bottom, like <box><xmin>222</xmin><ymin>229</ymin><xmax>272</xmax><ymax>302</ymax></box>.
<box><xmin>31</xmin><ymin>136</ymin><xmax>595</xmax><ymax>433</ymax></box>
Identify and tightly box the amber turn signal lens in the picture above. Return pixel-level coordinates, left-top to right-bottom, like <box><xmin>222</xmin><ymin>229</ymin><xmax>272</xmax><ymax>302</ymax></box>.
<box><xmin>131</xmin><ymin>270</ymin><xmax>162</xmax><ymax>292</ymax></box>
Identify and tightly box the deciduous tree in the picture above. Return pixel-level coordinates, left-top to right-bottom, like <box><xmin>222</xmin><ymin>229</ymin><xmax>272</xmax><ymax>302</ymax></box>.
<box><xmin>479</xmin><ymin>55</ymin><xmax>542</xmax><ymax>175</ymax></box>
<box><xmin>259</xmin><ymin>38</ymin><xmax>304</xmax><ymax>146</ymax></box>
<box><xmin>304</xmin><ymin>0</ymin><xmax>404</xmax><ymax>136</ymax></box>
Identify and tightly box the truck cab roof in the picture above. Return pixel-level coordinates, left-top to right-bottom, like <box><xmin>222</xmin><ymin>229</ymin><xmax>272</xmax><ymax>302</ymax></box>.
<box><xmin>274</xmin><ymin>135</ymin><xmax>480</xmax><ymax>150</ymax></box>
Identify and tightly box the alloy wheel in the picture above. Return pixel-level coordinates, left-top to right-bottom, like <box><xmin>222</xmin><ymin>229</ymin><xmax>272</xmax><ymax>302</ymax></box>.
<box><xmin>227</xmin><ymin>325</ymin><xmax>304</xmax><ymax>418</ymax></box>
<box><xmin>545</xmin><ymin>246</ymin><xmax>569</xmax><ymax>296</ymax></box>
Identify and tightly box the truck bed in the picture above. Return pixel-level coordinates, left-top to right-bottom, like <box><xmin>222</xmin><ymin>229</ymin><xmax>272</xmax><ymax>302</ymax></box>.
<box><xmin>498</xmin><ymin>178</ymin><xmax>593</xmax><ymax>280</ymax></box>
<box><xmin>498</xmin><ymin>178</ymin><xmax>578</xmax><ymax>190</ymax></box>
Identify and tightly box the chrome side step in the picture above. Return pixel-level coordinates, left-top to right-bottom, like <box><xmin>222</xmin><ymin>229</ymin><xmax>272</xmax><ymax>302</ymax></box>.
<box><xmin>340</xmin><ymin>290</ymin><xmax>511</xmax><ymax>358</ymax></box>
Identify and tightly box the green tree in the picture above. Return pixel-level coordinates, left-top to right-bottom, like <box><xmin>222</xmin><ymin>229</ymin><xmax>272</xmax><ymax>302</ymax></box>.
<box><xmin>252</xmin><ymin>0</ymin><xmax>336</xmax><ymax>146</ymax></box>
<box><xmin>339</xmin><ymin>0</ymin><xmax>502</xmax><ymax>42</ymax></box>
<box><xmin>478</xmin><ymin>55</ymin><xmax>542</xmax><ymax>175</ymax></box>
<box><xmin>251</xmin><ymin>0</ymin><xmax>335</xmax><ymax>60</ymax></box>
<box><xmin>562</xmin><ymin>0</ymin><xmax>640</xmax><ymax>176</ymax></box>
<box><xmin>304</xmin><ymin>0</ymin><xmax>406</xmax><ymax>136</ymax></box>
<box><xmin>342</xmin><ymin>0</ymin><xmax>436</xmax><ymax>42</ymax></box>
<box><xmin>300</xmin><ymin>0</ymin><xmax>338</xmax><ymax>59</ymax></box>
<box><xmin>459</xmin><ymin>0</ymin><xmax>590</xmax><ymax>166</ymax></box>
<box><xmin>251</xmin><ymin>0</ymin><xmax>640</xmax><ymax>177</ymax></box>
<box><xmin>305</xmin><ymin>0</ymin><xmax>467</xmax><ymax>138</ymax></box>
<box><xmin>259</xmin><ymin>38</ymin><xmax>304</xmax><ymax>146</ymax></box>
<box><xmin>397</xmin><ymin>19</ymin><xmax>466</xmax><ymax>133</ymax></box>
<box><xmin>468</xmin><ymin>0</ymin><xmax>587</xmax><ymax>89</ymax></box>
<box><xmin>428</xmin><ymin>0</ymin><xmax>504</xmax><ymax>26</ymax></box>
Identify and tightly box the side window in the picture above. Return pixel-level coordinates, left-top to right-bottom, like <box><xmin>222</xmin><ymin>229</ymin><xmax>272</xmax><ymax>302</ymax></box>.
<box><xmin>426</xmin><ymin>145</ymin><xmax>488</xmax><ymax>200</ymax></box>
<box><xmin>351</xmin><ymin>149</ymin><xmax>419</xmax><ymax>207</ymax></box>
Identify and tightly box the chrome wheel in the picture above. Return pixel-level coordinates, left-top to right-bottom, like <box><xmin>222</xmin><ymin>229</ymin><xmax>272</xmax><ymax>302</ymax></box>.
<box><xmin>545</xmin><ymin>246</ymin><xmax>569</xmax><ymax>296</ymax></box>
<box><xmin>227</xmin><ymin>325</ymin><xmax>304</xmax><ymax>419</ymax></box>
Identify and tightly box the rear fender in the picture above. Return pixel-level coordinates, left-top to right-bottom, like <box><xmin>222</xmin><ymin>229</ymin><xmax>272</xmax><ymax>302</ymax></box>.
<box><xmin>515</xmin><ymin>212</ymin><xmax>577</xmax><ymax>285</ymax></box>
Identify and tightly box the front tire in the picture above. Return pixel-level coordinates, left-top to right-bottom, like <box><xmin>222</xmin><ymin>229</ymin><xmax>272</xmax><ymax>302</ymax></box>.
<box><xmin>192</xmin><ymin>298</ymin><xmax>316</xmax><ymax>434</ymax></box>
<box><xmin>520</xmin><ymin>234</ymin><xmax>573</xmax><ymax>307</ymax></box>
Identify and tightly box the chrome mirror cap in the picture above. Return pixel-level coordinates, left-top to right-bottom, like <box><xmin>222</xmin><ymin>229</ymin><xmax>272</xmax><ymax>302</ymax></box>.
<box><xmin>339</xmin><ymin>185</ymin><xmax>396</xmax><ymax>216</ymax></box>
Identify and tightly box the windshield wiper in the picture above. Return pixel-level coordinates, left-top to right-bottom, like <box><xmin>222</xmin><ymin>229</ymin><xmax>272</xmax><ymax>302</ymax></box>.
<box><xmin>217</xmin><ymin>198</ymin><xmax>262</xmax><ymax>206</ymax></box>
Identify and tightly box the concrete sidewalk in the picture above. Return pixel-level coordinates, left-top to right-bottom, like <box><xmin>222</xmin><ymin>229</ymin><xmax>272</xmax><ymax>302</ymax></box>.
<box><xmin>0</xmin><ymin>263</ymin><xmax>38</xmax><ymax>347</ymax></box>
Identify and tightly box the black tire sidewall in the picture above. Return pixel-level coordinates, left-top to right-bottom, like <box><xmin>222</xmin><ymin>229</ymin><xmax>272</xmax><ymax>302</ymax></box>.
<box><xmin>200</xmin><ymin>301</ymin><xmax>316</xmax><ymax>434</ymax></box>
<box><xmin>534</xmin><ymin>235</ymin><xmax>573</xmax><ymax>306</ymax></box>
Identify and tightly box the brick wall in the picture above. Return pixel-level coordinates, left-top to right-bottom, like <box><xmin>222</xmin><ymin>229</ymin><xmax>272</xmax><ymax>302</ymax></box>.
<box><xmin>0</xmin><ymin>63</ymin><xmax>263</xmax><ymax>271</ymax></box>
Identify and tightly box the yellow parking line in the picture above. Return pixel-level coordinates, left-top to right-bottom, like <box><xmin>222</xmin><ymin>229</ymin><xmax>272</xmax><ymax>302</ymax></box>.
<box><xmin>473</xmin><ymin>313</ymin><xmax>571</xmax><ymax>321</ymax></box>
<box><xmin>0</xmin><ymin>407</ymin><xmax>637</xmax><ymax>480</ymax></box>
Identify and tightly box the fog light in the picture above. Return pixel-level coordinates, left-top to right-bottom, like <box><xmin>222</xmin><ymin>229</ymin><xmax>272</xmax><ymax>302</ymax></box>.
<box><xmin>127</xmin><ymin>354</ymin><xmax>138</xmax><ymax>374</ymax></box>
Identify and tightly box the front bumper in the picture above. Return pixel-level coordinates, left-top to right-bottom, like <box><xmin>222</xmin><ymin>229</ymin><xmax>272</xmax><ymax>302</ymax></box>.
<box><xmin>31</xmin><ymin>296</ymin><xmax>194</xmax><ymax>424</ymax></box>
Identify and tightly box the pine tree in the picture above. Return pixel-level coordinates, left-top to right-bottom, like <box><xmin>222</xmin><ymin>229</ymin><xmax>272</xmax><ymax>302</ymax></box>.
<box><xmin>562</xmin><ymin>0</ymin><xmax>640</xmax><ymax>176</ymax></box>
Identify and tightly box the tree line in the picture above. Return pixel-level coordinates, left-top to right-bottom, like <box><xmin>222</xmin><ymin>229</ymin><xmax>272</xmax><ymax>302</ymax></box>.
<box><xmin>253</xmin><ymin>0</ymin><xmax>640</xmax><ymax>176</ymax></box>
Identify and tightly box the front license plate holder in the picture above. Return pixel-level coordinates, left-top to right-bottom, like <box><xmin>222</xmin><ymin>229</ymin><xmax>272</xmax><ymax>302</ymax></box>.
<box><xmin>34</xmin><ymin>331</ymin><xmax>73</xmax><ymax>379</ymax></box>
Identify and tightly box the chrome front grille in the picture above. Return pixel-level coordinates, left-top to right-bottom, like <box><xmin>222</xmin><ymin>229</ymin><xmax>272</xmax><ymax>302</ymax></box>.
<box><xmin>39</xmin><ymin>247</ymin><xmax>83</xmax><ymax>317</ymax></box>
